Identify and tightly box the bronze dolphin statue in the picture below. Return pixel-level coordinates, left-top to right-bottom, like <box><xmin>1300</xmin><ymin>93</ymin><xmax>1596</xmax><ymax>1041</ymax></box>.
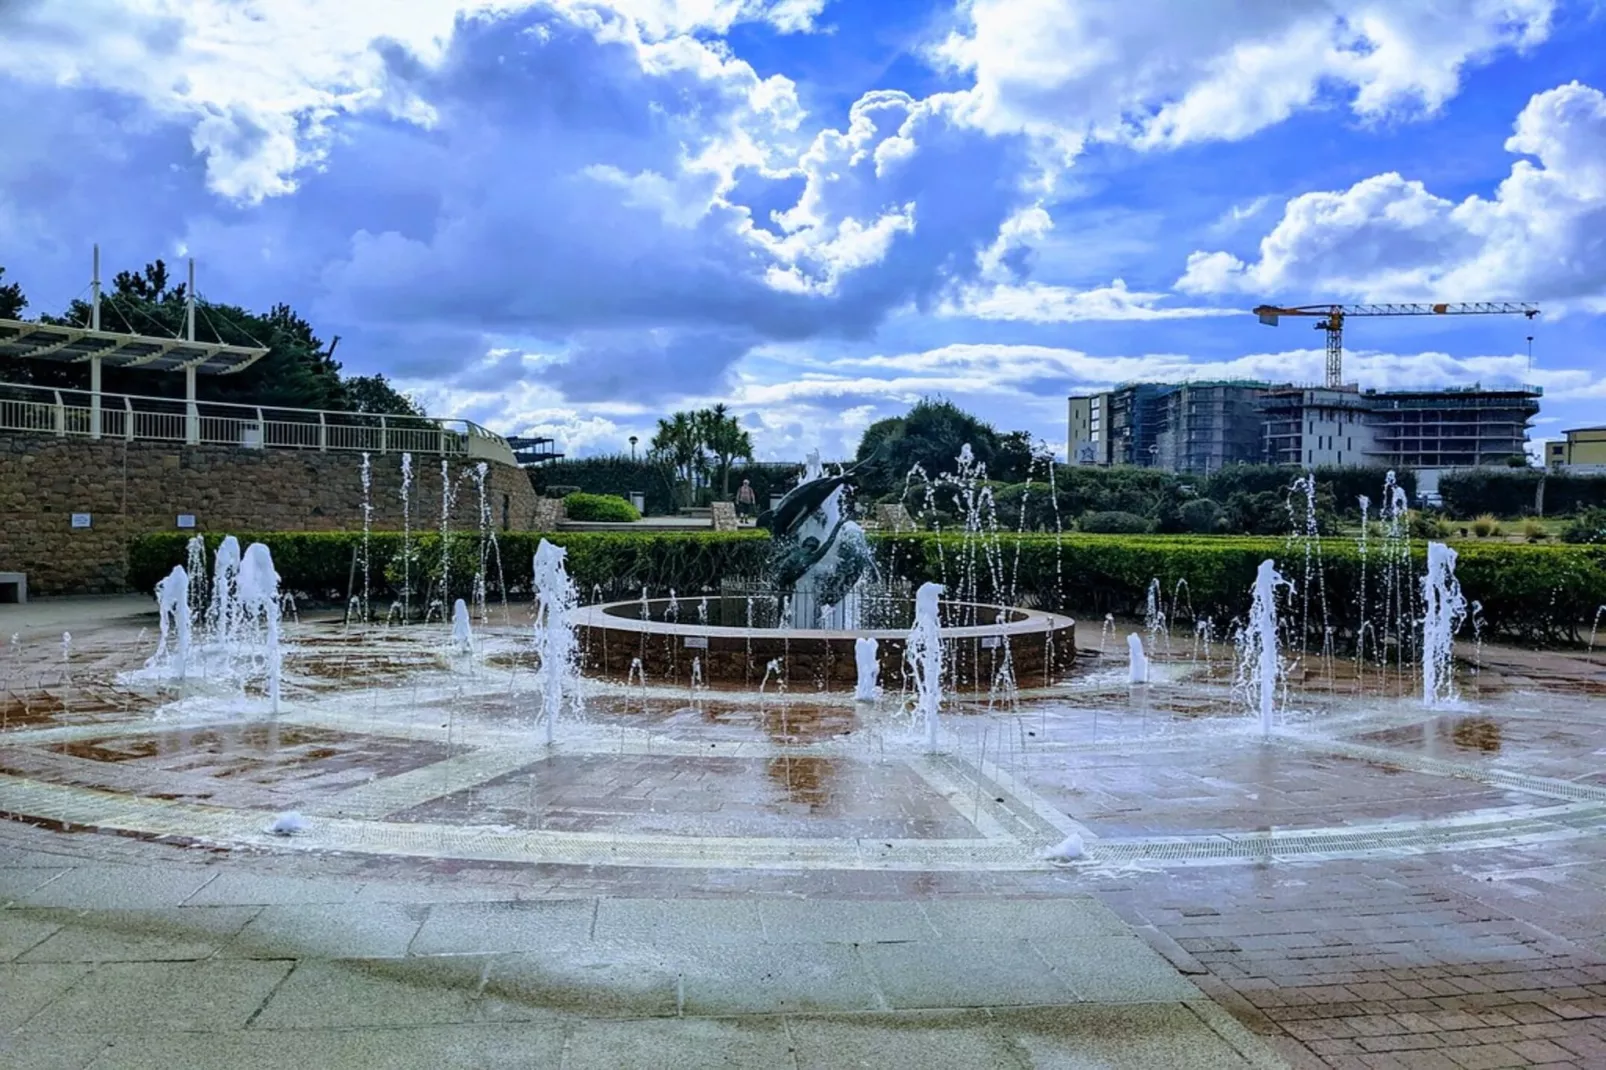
<box><xmin>755</xmin><ymin>444</ymin><xmax>887</xmax><ymax>536</ymax></box>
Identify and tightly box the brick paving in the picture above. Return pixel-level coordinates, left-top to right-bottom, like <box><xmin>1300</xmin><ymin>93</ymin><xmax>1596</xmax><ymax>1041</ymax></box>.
<box><xmin>1097</xmin><ymin>843</ymin><xmax>1606</xmax><ymax>1068</ymax></box>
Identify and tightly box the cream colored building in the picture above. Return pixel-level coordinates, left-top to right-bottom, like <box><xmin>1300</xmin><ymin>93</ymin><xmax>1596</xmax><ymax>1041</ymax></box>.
<box><xmin>1547</xmin><ymin>426</ymin><xmax>1606</xmax><ymax>471</ymax></box>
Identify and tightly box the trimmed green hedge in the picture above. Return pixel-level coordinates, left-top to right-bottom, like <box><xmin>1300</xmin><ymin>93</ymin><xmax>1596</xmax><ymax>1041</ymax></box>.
<box><xmin>130</xmin><ymin>531</ymin><xmax>772</xmax><ymax>607</ymax></box>
<box><xmin>129</xmin><ymin>530</ymin><xmax>1606</xmax><ymax>643</ymax></box>
<box><xmin>562</xmin><ymin>492</ymin><xmax>640</xmax><ymax>522</ymax></box>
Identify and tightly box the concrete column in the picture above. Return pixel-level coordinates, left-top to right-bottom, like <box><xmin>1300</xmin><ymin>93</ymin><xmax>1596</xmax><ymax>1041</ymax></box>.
<box><xmin>185</xmin><ymin>365</ymin><xmax>199</xmax><ymax>445</ymax></box>
<box><xmin>90</xmin><ymin>356</ymin><xmax>102</xmax><ymax>440</ymax></box>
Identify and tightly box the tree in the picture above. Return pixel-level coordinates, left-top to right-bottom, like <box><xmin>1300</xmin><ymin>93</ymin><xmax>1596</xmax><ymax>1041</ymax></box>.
<box><xmin>650</xmin><ymin>410</ymin><xmax>706</xmax><ymax>507</ymax></box>
<box><xmin>0</xmin><ymin>266</ymin><xmax>24</xmax><ymax>320</ymax></box>
<box><xmin>993</xmin><ymin>430</ymin><xmax>1040</xmax><ymax>485</ymax></box>
<box><xmin>344</xmin><ymin>374</ymin><xmax>425</xmax><ymax>417</ymax></box>
<box><xmin>698</xmin><ymin>403</ymin><xmax>754</xmax><ymax>500</ymax></box>
<box><xmin>854</xmin><ymin>398</ymin><xmax>1002</xmax><ymax>497</ymax></box>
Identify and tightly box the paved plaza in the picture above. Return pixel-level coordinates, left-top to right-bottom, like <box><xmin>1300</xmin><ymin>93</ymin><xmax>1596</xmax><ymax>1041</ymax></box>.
<box><xmin>2</xmin><ymin>599</ymin><xmax>1605</xmax><ymax>1067</ymax></box>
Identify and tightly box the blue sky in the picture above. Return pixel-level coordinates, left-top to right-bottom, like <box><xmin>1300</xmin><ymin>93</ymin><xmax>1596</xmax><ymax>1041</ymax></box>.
<box><xmin>2</xmin><ymin>0</ymin><xmax>1603</xmax><ymax>460</ymax></box>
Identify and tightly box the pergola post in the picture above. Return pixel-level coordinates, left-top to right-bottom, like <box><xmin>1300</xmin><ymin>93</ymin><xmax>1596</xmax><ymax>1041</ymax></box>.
<box><xmin>90</xmin><ymin>245</ymin><xmax>102</xmax><ymax>440</ymax></box>
<box><xmin>184</xmin><ymin>259</ymin><xmax>199</xmax><ymax>445</ymax></box>
<box><xmin>185</xmin><ymin>366</ymin><xmax>199</xmax><ymax>445</ymax></box>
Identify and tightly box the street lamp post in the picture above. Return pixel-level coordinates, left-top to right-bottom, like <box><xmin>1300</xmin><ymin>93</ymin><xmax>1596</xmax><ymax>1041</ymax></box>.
<box><xmin>629</xmin><ymin>435</ymin><xmax>638</xmax><ymax>460</ymax></box>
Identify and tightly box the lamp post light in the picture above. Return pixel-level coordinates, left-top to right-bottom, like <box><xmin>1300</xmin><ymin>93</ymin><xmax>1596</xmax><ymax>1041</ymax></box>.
<box><xmin>629</xmin><ymin>435</ymin><xmax>638</xmax><ymax>459</ymax></box>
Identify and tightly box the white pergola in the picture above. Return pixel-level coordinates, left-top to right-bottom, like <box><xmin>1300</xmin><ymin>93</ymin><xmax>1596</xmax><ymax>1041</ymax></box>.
<box><xmin>0</xmin><ymin>251</ymin><xmax>269</xmax><ymax>443</ymax></box>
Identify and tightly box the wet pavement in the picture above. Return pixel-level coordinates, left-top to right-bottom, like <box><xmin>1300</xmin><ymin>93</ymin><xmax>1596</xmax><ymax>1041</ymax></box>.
<box><xmin>1</xmin><ymin>601</ymin><xmax>1605</xmax><ymax>1067</ymax></box>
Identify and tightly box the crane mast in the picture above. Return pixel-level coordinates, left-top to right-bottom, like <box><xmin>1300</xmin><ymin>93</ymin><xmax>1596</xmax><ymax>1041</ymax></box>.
<box><xmin>1252</xmin><ymin>302</ymin><xmax>1540</xmax><ymax>388</ymax></box>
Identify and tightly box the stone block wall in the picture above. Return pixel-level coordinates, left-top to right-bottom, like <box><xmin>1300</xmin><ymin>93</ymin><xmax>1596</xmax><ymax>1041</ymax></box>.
<box><xmin>0</xmin><ymin>434</ymin><xmax>542</xmax><ymax>595</ymax></box>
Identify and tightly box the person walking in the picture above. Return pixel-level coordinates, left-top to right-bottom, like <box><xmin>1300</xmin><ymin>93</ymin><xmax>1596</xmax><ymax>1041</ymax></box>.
<box><xmin>736</xmin><ymin>479</ymin><xmax>757</xmax><ymax>523</ymax></box>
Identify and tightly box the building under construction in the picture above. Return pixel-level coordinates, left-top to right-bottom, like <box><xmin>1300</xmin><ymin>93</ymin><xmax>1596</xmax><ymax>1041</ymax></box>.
<box><xmin>1069</xmin><ymin>381</ymin><xmax>1542</xmax><ymax>483</ymax></box>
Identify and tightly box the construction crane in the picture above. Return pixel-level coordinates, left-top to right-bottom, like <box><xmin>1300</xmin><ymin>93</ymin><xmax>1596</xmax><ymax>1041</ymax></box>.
<box><xmin>1251</xmin><ymin>302</ymin><xmax>1540</xmax><ymax>389</ymax></box>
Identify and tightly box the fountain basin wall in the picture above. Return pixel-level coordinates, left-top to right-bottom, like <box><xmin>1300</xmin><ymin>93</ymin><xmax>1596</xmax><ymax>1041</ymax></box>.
<box><xmin>574</xmin><ymin>597</ymin><xmax>1076</xmax><ymax>690</ymax></box>
<box><xmin>0</xmin><ymin>434</ymin><xmax>539</xmax><ymax>595</ymax></box>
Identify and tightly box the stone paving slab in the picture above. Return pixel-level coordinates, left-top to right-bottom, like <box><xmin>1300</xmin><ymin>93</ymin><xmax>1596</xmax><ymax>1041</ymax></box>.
<box><xmin>72</xmin><ymin>1024</ymin><xmax>571</xmax><ymax>1070</ymax></box>
<box><xmin>561</xmin><ymin>1016</ymin><xmax>796</xmax><ymax>1070</ymax></box>
<box><xmin>222</xmin><ymin>902</ymin><xmax>428</xmax><ymax>960</ymax></box>
<box><xmin>0</xmin><ymin>872</ymin><xmax>1284</xmax><ymax>1068</ymax></box>
<box><xmin>859</xmin><ymin>938</ymin><xmax>1075</xmax><ymax>1009</ymax></box>
<box><xmin>16</xmin><ymin>864</ymin><xmax>217</xmax><ymax>910</ymax></box>
<box><xmin>17</xmin><ymin>959</ymin><xmax>293</xmax><ymax>1034</ymax></box>
<box><xmin>787</xmin><ymin>1009</ymin><xmax>1028</xmax><ymax>1069</ymax></box>
<box><xmin>409</xmin><ymin>899</ymin><xmax>596</xmax><ymax>956</ymax></box>
<box><xmin>250</xmin><ymin>959</ymin><xmax>482</xmax><ymax>1029</ymax></box>
<box><xmin>18</xmin><ymin>906</ymin><xmax>260</xmax><ymax>962</ymax></box>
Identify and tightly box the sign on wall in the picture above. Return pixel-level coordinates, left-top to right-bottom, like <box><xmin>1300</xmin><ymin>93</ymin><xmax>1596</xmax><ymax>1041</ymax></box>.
<box><xmin>177</xmin><ymin>515</ymin><xmax>197</xmax><ymax>529</ymax></box>
<box><xmin>70</xmin><ymin>513</ymin><xmax>92</xmax><ymax>529</ymax></box>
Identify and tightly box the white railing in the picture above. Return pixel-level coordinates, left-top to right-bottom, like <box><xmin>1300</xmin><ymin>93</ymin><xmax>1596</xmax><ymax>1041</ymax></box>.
<box><xmin>0</xmin><ymin>381</ymin><xmax>519</xmax><ymax>467</ymax></box>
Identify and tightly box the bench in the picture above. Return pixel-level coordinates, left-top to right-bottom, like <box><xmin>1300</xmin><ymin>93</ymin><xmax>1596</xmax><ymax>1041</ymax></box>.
<box><xmin>0</xmin><ymin>572</ymin><xmax>26</xmax><ymax>604</ymax></box>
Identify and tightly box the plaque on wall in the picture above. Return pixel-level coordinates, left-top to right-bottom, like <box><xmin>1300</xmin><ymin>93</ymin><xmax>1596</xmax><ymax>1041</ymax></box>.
<box><xmin>177</xmin><ymin>514</ymin><xmax>197</xmax><ymax>529</ymax></box>
<box><xmin>70</xmin><ymin>513</ymin><xmax>92</xmax><ymax>529</ymax></box>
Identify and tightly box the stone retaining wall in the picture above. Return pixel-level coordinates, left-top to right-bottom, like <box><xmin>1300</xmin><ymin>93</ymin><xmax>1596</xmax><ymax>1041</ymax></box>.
<box><xmin>0</xmin><ymin>435</ymin><xmax>541</xmax><ymax>595</ymax></box>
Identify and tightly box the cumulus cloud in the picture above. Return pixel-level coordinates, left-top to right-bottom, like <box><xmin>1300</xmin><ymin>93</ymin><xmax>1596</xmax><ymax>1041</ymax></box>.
<box><xmin>934</xmin><ymin>0</ymin><xmax>1553</xmax><ymax>152</ymax></box>
<box><xmin>1176</xmin><ymin>80</ymin><xmax>1606</xmax><ymax>304</ymax></box>
<box><xmin>396</xmin><ymin>335</ymin><xmax>1601</xmax><ymax>459</ymax></box>
<box><xmin>305</xmin><ymin>13</ymin><xmax>1036</xmax><ymax>400</ymax></box>
<box><xmin>0</xmin><ymin>0</ymin><xmax>828</xmax><ymax>204</ymax></box>
<box><xmin>942</xmin><ymin>279</ymin><xmax>1242</xmax><ymax>323</ymax></box>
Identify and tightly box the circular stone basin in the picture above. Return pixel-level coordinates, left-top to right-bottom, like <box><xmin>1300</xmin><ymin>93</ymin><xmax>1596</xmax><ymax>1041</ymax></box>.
<box><xmin>572</xmin><ymin>596</ymin><xmax>1076</xmax><ymax>691</ymax></box>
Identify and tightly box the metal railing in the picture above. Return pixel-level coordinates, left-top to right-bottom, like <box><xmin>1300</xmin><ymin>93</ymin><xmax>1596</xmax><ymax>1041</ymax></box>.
<box><xmin>0</xmin><ymin>381</ymin><xmax>518</xmax><ymax>467</ymax></box>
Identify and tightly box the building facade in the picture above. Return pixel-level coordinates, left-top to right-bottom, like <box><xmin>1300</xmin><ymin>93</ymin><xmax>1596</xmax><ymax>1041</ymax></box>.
<box><xmin>1547</xmin><ymin>426</ymin><xmax>1606</xmax><ymax>472</ymax></box>
<box><xmin>1069</xmin><ymin>381</ymin><xmax>1272</xmax><ymax>475</ymax></box>
<box><xmin>1069</xmin><ymin>381</ymin><xmax>1542</xmax><ymax>484</ymax></box>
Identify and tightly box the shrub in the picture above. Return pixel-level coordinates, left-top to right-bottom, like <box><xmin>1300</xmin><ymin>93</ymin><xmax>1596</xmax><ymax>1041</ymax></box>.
<box><xmin>1439</xmin><ymin>469</ymin><xmax>1542</xmax><ymax>519</ymax></box>
<box><xmin>1521</xmin><ymin>517</ymin><xmax>1548</xmax><ymax>542</ymax></box>
<box><xmin>530</xmin><ymin>455</ymin><xmax>674</xmax><ymax>514</ymax></box>
<box><xmin>1561</xmin><ymin>507</ymin><xmax>1606</xmax><ymax>545</ymax></box>
<box><xmin>1224</xmin><ymin>491</ymin><xmax>1290</xmax><ymax>536</ymax></box>
<box><xmin>1471</xmin><ymin>514</ymin><xmax>1502</xmax><ymax>538</ymax></box>
<box><xmin>992</xmin><ymin>482</ymin><xmax>1064</xmax><ymax>533</ymax></box>
<box><xmin>1078</xmin><ymin>511</ymin><xmax>1151</xmax><ymax>534</ymax></box>
<box><xmin>1408</xmin><ymin>511</ymin><xmax>1452</xmax><ymax>541</ymax></box>
<box><xmin>562</xmin><ymin>492</ymin><xmax>640</xmax><ymax>523</ymax></box>
<box><xmin>1179</xmin><ymin>498</ymin><xmax>1224</xmax><ymax>534</ymax></box>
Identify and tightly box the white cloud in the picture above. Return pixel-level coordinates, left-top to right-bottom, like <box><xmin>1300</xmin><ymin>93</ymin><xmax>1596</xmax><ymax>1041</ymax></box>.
<box><xmin>942</xmin><ymin>279</ymin><xmax>1242</xmax><ymax>323</ymax></box>
<box><xmin>1177</xmin><ymin>80</ymin><xmax>1606</xmax><ymax>305</ymax></box>
<box><xmin>414</xmin><ymin>338</ymin><xmax>1599</xmax><ymax>459</ymax></box>
<box><xmin>0</xmin><ymin>0</ymin><xmax>823</xmax><ymax>204</ymax></box>
<box><xmin>934</xmin><ymin>0</ymin><xmax>1553</xmax><ymax>153</ymax></box>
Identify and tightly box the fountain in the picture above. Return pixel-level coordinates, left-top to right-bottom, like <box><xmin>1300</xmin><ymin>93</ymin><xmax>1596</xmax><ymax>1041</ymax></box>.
<box><xmin>150</xmin><ymin>565</ymin><xmax>192</xmax><ymax>679</ymax></box>
<box><xmin>236</xmin><ymin>542</ymin><xmax>284</xmax><ymax>713</ymax></box>
<box><xmin>451</xmin><ymin>599</ymin><xmax>474</xmax><ymax>654</ymax></box>
<box><xmin>853</xmin><ymin>636</ymin><xmax>880</xmax><ymax>701</ymax></box>
<box><xmin>209</xmin><ymin>536</ymin><xmax>242</xmax><ymax>644</ymax></box>
<box><xmin>1126</xmin><ymin>633</ymin><xmax>1149</xmax><ymax>685</ymax></box>
<box><xmin>569</xmin><ymin>447</ymin><xmax>1076</xmax><ymax>690</ymax></box>
<box><xmin>532</xmin><ymin>538</ymin><xmax>581</xmax><ymax>745</ymax></box>
<box><xmin>1422</xmin><ymin>541</ymin><xmax>1468</xmax><ymax>707</ymax></box>
<box><xmin>906</xmin><ymin>581</ymin><xmax>944</xmax><ymax>750</ymax></box>
<box><xmin>1239</xmin><ymin>559</ymin><xmax>1290</xmax><ymax>736</ymax></box>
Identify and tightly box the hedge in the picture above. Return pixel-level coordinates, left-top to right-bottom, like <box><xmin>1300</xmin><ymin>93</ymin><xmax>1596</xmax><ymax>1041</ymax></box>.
<box><xmin>1439</xmin><ymin>469</ymin><xmax>1606</xmax><ymax>519</ymax></box>
<box><xmin>130</xmin><ymin>531</ymin><xmax>772</xmax><ymax>609</ymax></box>
<box><xmin>130</xmin><ymin>530</ymin><xmax>1606</xmax><ymax>644</ymax></box>
<box><xmin>562</xmin><ymin>492</ymin><xmax>640</xmax><ymax>522</ymax></box>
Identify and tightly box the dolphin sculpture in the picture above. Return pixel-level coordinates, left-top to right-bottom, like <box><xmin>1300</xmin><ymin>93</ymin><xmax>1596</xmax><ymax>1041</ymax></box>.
<box><xmin>756</xmin><ymin>444</ymin><xmax>885</xmax><ymax>536</ymax></box>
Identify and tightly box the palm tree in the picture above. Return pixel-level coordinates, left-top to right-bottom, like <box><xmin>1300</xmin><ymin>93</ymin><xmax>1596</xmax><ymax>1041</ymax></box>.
<box><xmin>650</xmin><ymin>411</ymin><xmax>705</xmax><ymax>507</ymax></box>
<box><xmin>699</xmin><ymin>404</ymin><xmax>754</xmax><ymax>500</ymax></box>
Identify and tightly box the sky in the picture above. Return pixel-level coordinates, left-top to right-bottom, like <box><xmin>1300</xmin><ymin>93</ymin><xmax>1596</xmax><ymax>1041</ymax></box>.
<box><xmin>2</xmin><ymin>0</ymin><xmax>1604</xmax><ymax>461</ymax></box>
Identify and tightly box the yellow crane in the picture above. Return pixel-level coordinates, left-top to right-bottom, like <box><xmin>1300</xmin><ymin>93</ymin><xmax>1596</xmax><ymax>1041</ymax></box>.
<box><xmin>1252</xmin><ymin>302</ymin><xmax>1540</xmax><ymax>389</ymax></box>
